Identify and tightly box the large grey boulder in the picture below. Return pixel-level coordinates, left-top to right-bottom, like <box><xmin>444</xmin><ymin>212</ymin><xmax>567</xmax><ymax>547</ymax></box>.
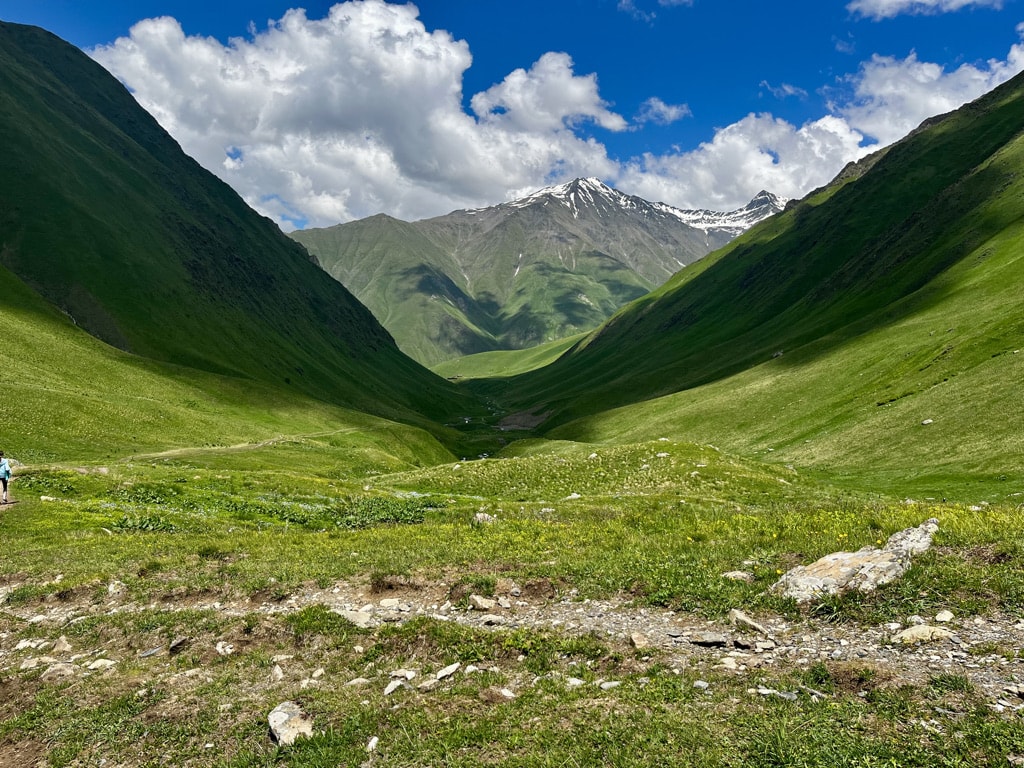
<box><xmin>771</xmin><ymin>518</ymin><xmax>939</xmax><ymax>603</ymax></box>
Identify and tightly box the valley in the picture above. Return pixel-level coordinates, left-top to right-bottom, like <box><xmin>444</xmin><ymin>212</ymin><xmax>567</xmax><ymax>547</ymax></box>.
<box><xmin>1</xmin><ymin>18</ymin><xmax>1023</xmax><ymax>768</ymax></box>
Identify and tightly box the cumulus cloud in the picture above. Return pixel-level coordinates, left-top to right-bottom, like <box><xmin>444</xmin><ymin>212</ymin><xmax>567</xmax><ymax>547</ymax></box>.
<box><xmin>91</xmin><ymin>1</ymin><xmax>1024</xmax><ymax>227</ymax></box>
<box><xmin>848</xmin><ymin>0</ymin><xmax>1003</xmax><ymax>20</ymax></box>
<box><xmin>613</xmin><ymin>30</ymin><xmax>1024</xmax><ymax>210</ymax></box>
<box><xmin>92</xmin><ymin>1</ymin><xmax>621</xmax><ymax>227</ymax></box>
<box><xmin>635</xmin><ymin>97</ymin><xmax>691</xmax><ymax>125</ymax></box>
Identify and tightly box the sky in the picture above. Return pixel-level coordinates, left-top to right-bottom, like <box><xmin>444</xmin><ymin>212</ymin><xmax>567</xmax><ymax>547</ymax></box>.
<box><xmin>3</xmin><ymin>0</ymin><xmax>1023</xmax><ymax>229</ymax></box>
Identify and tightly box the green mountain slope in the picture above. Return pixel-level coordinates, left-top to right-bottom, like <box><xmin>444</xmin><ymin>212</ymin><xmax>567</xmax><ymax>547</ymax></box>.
<box><xmin>0</xmin><ymin>22</ymin><xmax>473</xmax><ymax>429</ymax></box>
<box><xmin>476</xmin><ymin>73</ymin><xmax>1024</xmax><ymax>491</ymax></box>
<box><xmin>292</xmin><ymin>180</ymin><xmax>782</xmax><ymax>366</ymax></box>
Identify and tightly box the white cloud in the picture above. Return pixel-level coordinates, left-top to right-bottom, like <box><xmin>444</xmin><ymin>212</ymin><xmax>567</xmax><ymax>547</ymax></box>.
<box><xmin>838</xmin><ymin>39</ymin><xmax>1024</xmax><ymax>144</ymax></box>
<box><xmin>759</xmin><ymin>81</ymin><xmax>809</xmax><ymax>100</ymax></box>
<box><xmin>91</xmin><ymin>1</ymin><xmax>1024</xmax><ymax>227</ymax></box>
<box><xmin>613</xmin><ymin>30</ymin><xmax>1024</xmax><ymax>210</ymax></box>
<box><xmin>92</xmin><ymin>1</ymin><xmax>621</xmax><ymax>228</ymax></box>
<box><xmin>848</xmin><ymin>0</ymin><xmax>1003</xmax><ymax>20</ymax></box>
<box><xmin>635</xmin><ymin>97</ymin><xmax>691</xmax><ymax>125</ymax></box>
<box><xmin>616</xmin><ymin>113</ymin><xmax>869</xmax><ymax>210</ymax></box>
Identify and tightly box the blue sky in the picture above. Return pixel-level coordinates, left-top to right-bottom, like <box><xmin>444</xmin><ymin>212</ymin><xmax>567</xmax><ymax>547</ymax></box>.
<box><xmin>3</xmin><ymin>0</ymin><xmax>1022</xmax><ymax>228</ymax></box>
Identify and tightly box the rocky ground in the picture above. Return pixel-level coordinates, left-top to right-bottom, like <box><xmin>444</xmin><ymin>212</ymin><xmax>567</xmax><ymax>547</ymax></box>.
<box><xmin>3</xmin><ymin>576</ymin><xmax>1024</xmax><ymax>713</ymax></box>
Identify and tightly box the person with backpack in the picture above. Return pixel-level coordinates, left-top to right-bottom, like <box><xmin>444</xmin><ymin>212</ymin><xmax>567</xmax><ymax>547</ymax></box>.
<box><xmin>0</xmin><ymin>451</ymin><xmax>11</xmax><ymax>504</ymax></box>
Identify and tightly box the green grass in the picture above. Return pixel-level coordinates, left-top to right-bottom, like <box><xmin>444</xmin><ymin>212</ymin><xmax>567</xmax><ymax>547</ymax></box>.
<box><xmin>431</xmin><ymin>333</ymin><xmax>585</xmax><ymax>380</ymax></box>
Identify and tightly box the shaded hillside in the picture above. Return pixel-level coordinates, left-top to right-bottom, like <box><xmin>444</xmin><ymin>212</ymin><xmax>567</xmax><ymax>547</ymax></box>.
<box><xmin>293</xmin><ymin>180</ymin><xmax>783</xmax><ymax>365</ymax></box>
<box><xmin>0</xmin><ymin>22</ymin><xmax>473</xmax><ymax>427</ymax></box>
<box><xmin>477</xmin><ymin>71</ymin><xmax>1024</xmax><ymax>475</ymax></box>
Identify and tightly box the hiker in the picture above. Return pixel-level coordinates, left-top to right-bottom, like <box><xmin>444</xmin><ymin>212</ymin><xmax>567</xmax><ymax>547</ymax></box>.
<box><xmin>0</xmin><ymin>451</ymin><xmax>10</xmax><ymax>504</ymax></box>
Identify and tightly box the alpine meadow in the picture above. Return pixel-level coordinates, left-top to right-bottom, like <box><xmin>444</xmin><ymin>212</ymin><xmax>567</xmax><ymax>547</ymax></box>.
<box><xmin>1</xmin><ymin>18</ymin><xmax>1024</xmax><ymax>768</ymax></box>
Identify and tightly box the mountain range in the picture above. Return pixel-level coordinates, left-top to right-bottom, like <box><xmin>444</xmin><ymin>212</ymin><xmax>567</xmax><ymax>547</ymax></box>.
<box><xmin>291</xmin><ymin>179</ymin><xmax>784</xmax><ymax>365</ymax></box>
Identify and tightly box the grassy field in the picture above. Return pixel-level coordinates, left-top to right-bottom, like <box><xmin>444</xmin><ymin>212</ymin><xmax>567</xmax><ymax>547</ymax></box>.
<box><xmin>2</xmin><ymin>438</ymin><xmax>1023</xmax><ymax>766</ymax></box>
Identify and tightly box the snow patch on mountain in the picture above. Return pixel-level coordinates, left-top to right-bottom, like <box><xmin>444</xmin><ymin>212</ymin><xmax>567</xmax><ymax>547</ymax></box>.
<box><xmin>500</xmin><ymin>178</ymin><xmax>786</xmax><ymax>237</ymax></box>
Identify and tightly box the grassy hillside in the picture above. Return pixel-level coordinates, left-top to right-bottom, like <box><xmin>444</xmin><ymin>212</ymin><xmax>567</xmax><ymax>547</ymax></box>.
<box><xmin>431</xmin><ymin>333</ymin><xmax>585</xmax><ymax>381</ymax></box>
<box><xmin>0</xmin><ymin>22</ymin><xmax>475</xmax><ymax>430</ymax></box>
<box><xmin>460</xmin><ymin>74</ymin><xmax>1024</xmax><ymax>494</ymax></box>
<box><xmin>0</xmin><ymin>260</ymin><xmax>455</xmax><ymax>471</ymax></box>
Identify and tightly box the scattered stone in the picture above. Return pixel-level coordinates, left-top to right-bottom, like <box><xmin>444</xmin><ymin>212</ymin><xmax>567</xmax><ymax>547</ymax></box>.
<box><xmin>271</xmin><ymin>654</ymin><xmax>295</xmax><ymax>664</ymax></box>
<box><xmin>215</xmin><ymin>641</ymin><xmax>235</xmax><ymax>656</ymax></box>
<box><xmin>21</xmin><ymin>656</ymin><xmax>57</xmax><ymax>670</ymax></box>
<box><xmin>599</xmin><ymin>681</ymin><xmax>622</xmax><ymax>691</ymax></box>
<box><xmin>693</xmin><ymin>680</ymin><xmax>710</xmax><ymax>690</ymax></box>
<box><xmin>417</xmin><ymin>678</ymin><xmax>441</xmax><ymax>692</ymax></box>
<box><xmin>480</xmin><ymin>613</ymin><xmax>505</xmax><ymax>625</ymax></box>
<box><xmin>271</xmin><ymin>665</ymin><xmax>285</xmax><ymax>681</ymax></box>
<box><xmin>391</xmin><ymin>669</ymin><xmax>417</xmax><ymax>680</ymax></box>
<box><xmin>436</xmin><ymin>662</ymin><xmax>461</xmax><ymax>680</ymax></box>
<box><xmin>469</xmin><ymin>595</ymin><xmax>497</xmax><ymax>611</ymax></box>
<box><xmin>87</xmin><ymin>658</ymin><xmax>117</xmax><ymax>670</ymax></box>
<box><xmin>367</xmin><ymin>736</ymin><xmax>379</xmax><ymax>753</ymax></box>
<box><xmin>772</xmin><ymin>519</ymin><xmax>939</xmax><ymax>602</ymax></box>
<box><xmin>722</xmin><ymin>571</ymin><xmax>755</xmax><ymax>583</ymax></box>
<box><xmin>497</xmin><ymin>597</ymin><xmax>512</xmax><ymax>609</ymax></box>
<box><xmin>312</xmin><ymin>667</ymin><xmax>325</xmax><ymax>679</ymax></box>
<box><xmin>107</xmin><ymin>580</ymin><xmax>127</xmax><ymax>595</ymax></box>
<box><xmin>53</xmin><ymin>636</ymin><xmax>72</xmax><ymax>654</ymax></box>
<box><xmin>891</xmin><ymin>625</ymin><xmax>954</xmax><ymax>644</ymax></box>
<box><xmin>935</xmin><ymin>610</ymin><xmax>955</xmax><ymax>623</ymax></box>
<box><xmin>729</xmin><ymin>609</ymin><xmax>770</xmax><ymax>636</ymax></box>
<box><xmin>334</xmin><ymin>610</ymin><xmax>374</xmax><ymax>629</ymax></box>
<box><xmin>40</xmin><ymin>663</ymin><xmax>77</xmax><ymax>681</ymax></box>
<box><xmin>169</xmin><ymin>636</ymin><xmax>190</xmax><ymax>655</ymax></box>
<box><xmin>691</xmin><ymin>632</ymin><xmax>730</xmax><ymax>648</ymax></box>
<box><xmin>346</xmin><ymin>677</ymin><xmax>372</xmax><ymax>687</ymax></box>
<box><xmin>756</xmin><ymin>686</ymin><xmax>798</xmax><ymax>701</ymax></box>
<box><xmin>139</xmin><ymin>646</ymin><xmax>163</xmax><ymax>659</ymax></box>
<box><xmin>630</xmin><ymin>632</ymin><xmax>650</xmax><ymax>650</ymax></box>
<box><xmin>268</xmin><ymin>701</ymin><xmax>314</xmax><ymax>746</ymax></box>
<box><xmin>479</xmin><ymin>687</ymin><xmax>516</xmax><ymax>703</ymax></box>
<box><xmin>921</xmin><ymin>419</ymin><xmax>934</xmax><ymax>426</ymax></box>
<box><xmin>566</xmin><ymin>677</ymin><xmax>586</xmax><ymax>689</ymax></box>
<box><xmin>717</xmin><ymin>657</ymin><xmax>739</xmax><ymax>671</ymax></box>
<box><xmin>384</xmin><ymin>680</ymin><xmax>406</xmax><ymax>696</ymax></box>
<box><xmin>379</xmin><ymin>598</ymin><xmax>402</xmax><ymax>609</ymax></box>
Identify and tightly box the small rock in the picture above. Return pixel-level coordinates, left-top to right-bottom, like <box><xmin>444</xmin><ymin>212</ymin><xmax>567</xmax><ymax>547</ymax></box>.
<box><xmin>480</xmin><ymin>613</ymin><xmax>505</xmax><ymax>625</ymax></box>
<box><xmin>935</xmin><ymin>610</ymin><xmax>954</xmax><ymax>623</ymax></box>
<box><xmin>346</xmin><ymin>677</ymin><xmax>372</xmax><ymax>686</ymax></box>
<box><xmin>630</xmin><ymin>633</ymin><xmax>650</xmax><ymax>650</ymax></box>
<box><xmin>271</xmin><ymin>665</ymin><xmax>285</xmax><ymax>681</ymax></box>
<box><xmin>921</xmin><ymin>419</ymin><xmax>934</xmax><ymax>425</ymax></box>
<box><xmin>436</xmin><ymin>662</ymin><xmax>461</xmax><ymax>680</ymax></box>
<box><xmin>384</xmin><ymin>679</ymin><xmax>406</xmax><ymax>696</ymax></box>
<box><xmin>107</xmin><ymin>581</ymin><xmax>127</xmax><ymax>595</ymax></box>
<box><xmin>566</xmin><ymin>677</ymin><xmax>586</xmax><ymax>689</ymax></box>
<box><xmin>691</xmin><ymin>632</ymin><xmax>729</xmax><ymax>648</ymax></box>
<box><xmin>87</xmin><ymin>658</ymin><xmax>117</xmax><ymax>670</ymax></box>
<box><xmin>891</xmin><ymin>625</ymin><xmax>954</xmax><ymax>644</ymax></box>
<box><xmin>53</xmin><ymin>636</ymin><xmax>73</xmax><ymax>654</ymax></box>
<box><xmin>215</xmin><ymin>641</ymin><xmax>234</xmax><ymax>657</ymax></box>
<box><xmin>722</xmin><ymin>571</ymin><xmax>755</xmax><ymax>583</ymax></box>
<box><xmin>271</xmin><ymin>654</ymin><xmax>295</xmax><ymax>664</ymax></box>
<box><xmin>391</xmin><ymin>669</ymin><xmax>417</xmax><ymax>680</ymax></box>
<box><xmin>169</xmin><ymin>636</ymin><xmax>190</xmax><ymax>655</ymax></box>
<box><xmin>40</xmin><ymin>663</ymin><xmax>77</xmax><ymax>681</ymax></box>
<box><xmin>469</xmin><ymin>595</ymin><xmax>497</xmax><ymax>611</ymax></box>
<box><xmin>417</xmin><ymin>678</ymin><xmax>441</xmax><ymax>692</ymax></box>
<box><xmin>599</xmin><ymin>681</ymin><xmax>622</xmax><ymax>690</ymax></box>
<box><xmin>729</xmin><ymin>609</ymin><xmax>770</xmax><ymax>636</ymax></box>
<box><xmin>268</xmin><ymin>701</ymin><xmax>314</xmax><ymax>746</ymax></box>
<box><xmin>379</xmin><ymin>598</ymin><xmax>402</xmax><ymax>609</ymax></box>
<box><xmin>367</xmin><ymin>736</ymin><xmax>379</xmax><ymax>753</ymax></box>
<box><xmin>693</xmin><ymin>680</ymin><xmax>710</xmax><ymax>690</ymax></box>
